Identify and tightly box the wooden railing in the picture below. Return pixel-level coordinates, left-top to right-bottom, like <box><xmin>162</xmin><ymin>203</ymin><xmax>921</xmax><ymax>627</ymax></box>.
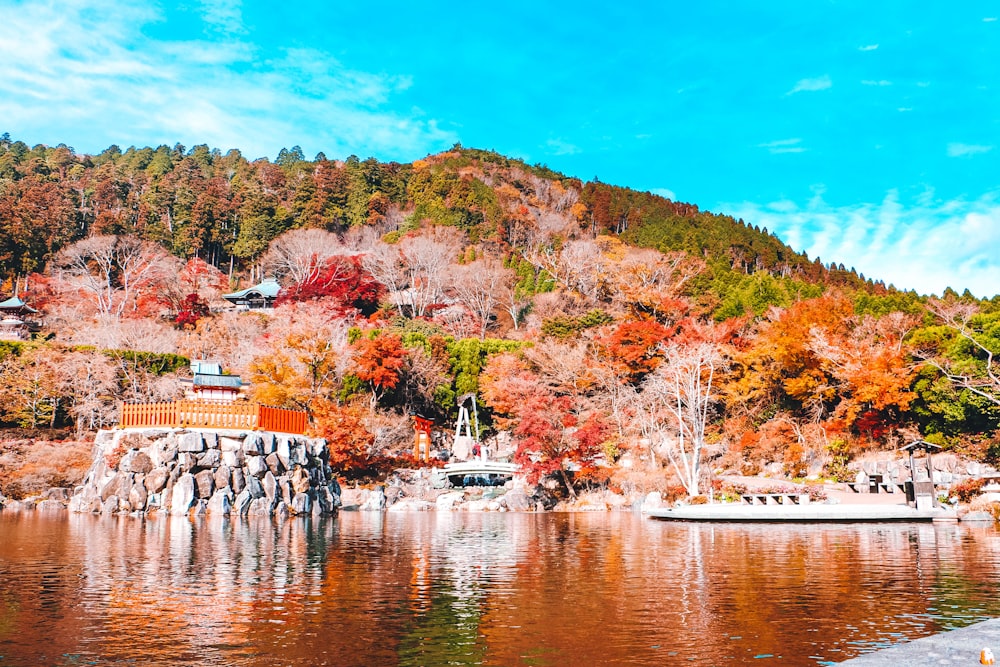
<box><xmin>118</xmin><ymin>401</ymin><xmax>308</xmax><ymax>435</ymax></box>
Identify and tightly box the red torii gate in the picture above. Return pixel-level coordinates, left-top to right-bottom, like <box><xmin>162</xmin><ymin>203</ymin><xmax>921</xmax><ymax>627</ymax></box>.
<box><xmin>413</xmin><ymin>415</ymin><xmax>433</xmax><ymax>462</ymax></box>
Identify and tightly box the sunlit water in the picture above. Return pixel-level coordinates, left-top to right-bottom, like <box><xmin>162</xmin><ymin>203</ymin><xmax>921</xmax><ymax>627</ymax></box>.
<box><xmin>1</xmin><ymin>511</ymin><xmax>1000</xmax><ymax>665</ymax></box>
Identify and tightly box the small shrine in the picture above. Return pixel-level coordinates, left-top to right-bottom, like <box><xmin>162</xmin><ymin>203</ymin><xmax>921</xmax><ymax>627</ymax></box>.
<box><xmin>222</xmin><ymin>277</ymin><xmax>281</xmax><ymax>310</ymax></box>
<box><xmin>0</xmin><ymin>295</ymin><xmax>40</xmax><ymax>341</ymax></box>
<box><xmin>180</xmin><ymin>360</ymin><xmax>246</xmax><ymax>402</ymax></box>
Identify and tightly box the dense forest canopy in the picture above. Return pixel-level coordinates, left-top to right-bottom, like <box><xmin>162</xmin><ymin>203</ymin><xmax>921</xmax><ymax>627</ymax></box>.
<box><xmin>1</xmin><ymin>133</ymin><xmax>998</xmax><ymax>496</ymax></box>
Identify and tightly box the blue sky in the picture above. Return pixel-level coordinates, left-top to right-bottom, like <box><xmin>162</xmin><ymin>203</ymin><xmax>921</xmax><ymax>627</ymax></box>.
<box><xmin>1</xmin><ymin>0</ymin><xmax>998</xmax><ymax>297</ymax></box>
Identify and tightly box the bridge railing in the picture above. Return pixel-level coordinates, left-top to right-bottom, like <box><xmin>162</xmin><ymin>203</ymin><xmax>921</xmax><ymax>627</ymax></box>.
<box><xmin>118</xmin><ymin>401</ymin><xmax>308</xmax><ymax>435</ymax></box>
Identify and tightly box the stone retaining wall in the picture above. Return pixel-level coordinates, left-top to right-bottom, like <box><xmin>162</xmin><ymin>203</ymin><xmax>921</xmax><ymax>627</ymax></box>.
<box><xmin>70</xmin><ymin>428</ymin><xmax>340</xmax><ymax>517</ymax></box>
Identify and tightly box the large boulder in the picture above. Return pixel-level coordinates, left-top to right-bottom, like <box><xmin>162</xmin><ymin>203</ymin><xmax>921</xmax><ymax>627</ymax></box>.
<box><xmin>290</xmin><ymin>492</ymin><xmax>311</xmax><ymax>515</ymax></box>
<box><xmin>206</xmin><ymin>487</ymin><xmax>232</xmax><ymax>515</ymax></box>
<box><xmin>213</xmin><ymin>464</ymin><xmax>231</xmax><ymax>491</ymax></box>
<box><xmin>234</xmin><ymin>489</ymin><xmax>252</xmax><ymax>515</ymax></box>
<box><xmin>246</xmin><ymin>455</ymin><xmax>267</xmax><ymax>478</ymax></box>
<box><xmin>177</xmin><ymin>432</ymin><xmax>204</xmax><ymax>453</ymax></box>
<box><xmin>128</xmin><ymin>480</ymin><xmax>148</xmax><ymax>511</ymax></box>
<box><xmin>170</xmin><ymin>473</ymin><xmax>196</xmax><ymax>515</ymax></box>
<box><xmin>265</xmin><ymin>453</ymin><xmax>283</xmax><ymax>475</ymax></box>
<box><xmin>194</xmin><ymin>470</ymin><xmax>215</xmax><ymax>499</ymax></box>
<box><xmin>197</xmin><ymin>449</ymin><xmax>221</xmax><ymax>469</ymax></box>
<box><xmin>263</xmin><ymin>471</ymin><xmax>278</xmax><ymax>502</ymax></box>
<box><xmin>275</xmin><ymin>438</ymin><xmax>291</xmax><ymax>469</ymax></box>
<box><xmin>145</xmin><ymin>467</ymin><xmax>170</xmax><ymax>494</ymax></box>
<box><xmin>242</xmin><ymin>434</ymin><xmax>263</xmax><ymax>455</ymax></box>
<box><xmin>119</xmin><ymin>451</ymin><xmax>153</xmax><ymax>474</ymax></box>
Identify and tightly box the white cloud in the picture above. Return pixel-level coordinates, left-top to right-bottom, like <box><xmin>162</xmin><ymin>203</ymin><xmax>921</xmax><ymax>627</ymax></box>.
<box><xmin>788</xmin><ymin>75</ymin><xmax>832</xmax><ymax>94</ymax></box>
<box><xmin>651</xmin><ymin>188</ymin><xmax>676</xmax><ymax>200</ymax></box>
<box><xmin>758</xmin><ymin>138</ymin><xmax>806</xmax><ymax>154</ymax></box>
<box><xmin>947</xmin><ymin>143</ymin><xmax>993</xmax><ymax>158</ymax></box>
<box><xmin>858</xmin><ymin>44</ymin><xmax>879</xmax><ymax>51</ymax></box>
<box><xmin>545</xmin><ymin>138</ymin><xmax>581</xmax><ymax>156</ymax></box>
<box><xmin>0</xmin><ymin>1</ymin><xmax>455</xmax><ymax>160</ymax></box>
<box><xmin>199</xmin><ymin>0</ymin><xmax>246</xmax><ymax>35</ymax></box>
<box><xmin>984</xmin><ymin>17</ymin><xmax>998</xmax><ymax>22</ymax></box>
<box><xmin>721</xmin><ymin>192</ymin><xmax>1000</xmax><ymax>297</ymax></box>
<box><xmin>897</xmin><ymin>107</ymin><xmax>913</xmax><ymax>112</ymax></box>
<box><xmin>861</xmin><ymin>80</ymin><xmax>893</xmax><ymax>86</ymax></box>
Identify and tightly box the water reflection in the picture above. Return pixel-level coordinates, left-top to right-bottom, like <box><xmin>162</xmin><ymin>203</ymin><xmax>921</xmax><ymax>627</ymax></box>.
<box><xmin>1</xmin><ymin>512</ymin><xmax>999</xmax><ymax>665</ymax></box>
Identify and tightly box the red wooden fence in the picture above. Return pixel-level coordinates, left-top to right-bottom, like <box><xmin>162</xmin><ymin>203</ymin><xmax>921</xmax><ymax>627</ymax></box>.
<box><xmin>118</xmin><ymin>401</ymin><xmax>308</xmax><ymax>435</ymax></box>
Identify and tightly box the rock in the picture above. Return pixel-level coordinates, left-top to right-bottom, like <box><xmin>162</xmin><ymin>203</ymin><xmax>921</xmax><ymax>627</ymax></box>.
<box><xmin>128</xmin><ymin>481</ymin><xmax>148</xmax><ymax>511</ymax></box>
<box><xmin>221</xmin><ymin>449</ymin><xmax>244</xmax><ymax>469</ymax></box>
<box><xmin>640</xmin><ymin>491</ymin><xmax>663</xmax><ymax>512</ymax></box>
<box><xmin>263</xmin><ymin>471</ymin><xmax>278</xmax><ymax>501</ymax></box>
<box><xmin>178</xmin><ymin>453</ymin><xmax>198</xmax><ymax>472</ymax></box>
<box><xmin>290</xmin><ymin>492</ymin><xmax>311</xmax><ymax>515</ymax></box>
<box><xmin>468</xmin><ymin>499</ymin><xmax>494</xmax><ymax>511</ymax></box>
<box><xmin>274</xmin><ymin>501</ymin><xmax>289</xmax><ymax>519</ymax></box>
<box><xmin>145</xmin><ymin>467</ymin><xmax>170</xmax><ymax>494</ymax></box>
<box><xmin>247</xmin><ymin>475</ymin><xmax>264</xmax><ymax>499</ymax></box>
<box><xmin>265</xmin><ymin>452</ymin><xmax>283</xmax><ymax>475</ymax></box>
<box><xmin>207</xmin><ymin>488</ymin><xmax>233</xmax><ymax>515</ymax></box>
<box><xmin>119</xmin><ymin>450</ymin><xmax>153</xmax><ymax>474</ymax></box>
<box><xmin>961</xmin><ymin>511</ymin><xmax>995</xmax><ymax>523</ymax></box>
<box><xmin>177</xmin><ymin>432</ymin><xmax>204</xmax><ymax>453</ymax></box>
<box><xmin>170</xmin><ymin>473</ymin><xmax>196</xmax><ymax>515</ymax></box>
<box><xmin>289</xmin><ymin>443</ymin><xmax>307</xmax><ymax>467</ymax></box>
<box><xmin>234</xmin><ymin>489</ymin><xmax>252</xmax><ymax>515</ymax></box>
<box><xmin>436</xmin><ymin>491</ymin><xmax>466</xmax><ymax>510</ymax></box>
<box><xmin>102</xmin><ymin>496</ymin><xmax>120</xmax><ymax>514</ymax></box>
<box><xmin>153</xmin><ymin>443</ymin><xmax>178</xmax><ymax>467</ymax></box>
<box><xmin>220</xmin><ymin>437</ymin><xmax>242</xmax><ymax>452</ymax></box>
<box><xmin>308</xmin><ymin>438</ymin><xmax>328</xmax><ymax>459</ymax></box>
<box><xmin>246</xmin><ymin>455</ymin><xmax>268</xmax><ymax>478</ymax></box>
<box><xmin>99</xmin><ymin>472</ymin><xmax>123</xmax><ymax>502</ymax></box>
<box><xmin>193</xmin><ymin>500</ymin><xmax>208</xmax><ymax>516</ymax></box>
<box><xmin>203</xmin><ymin>432</ymin><xmax>218</xmax><ymax>449</ymax></box>
<box><xmin>243</xmin><ymin>433</ymin><xmax>263</xmax><ymax>455</ymax></box>
<box><xmin>194</xmin><ymin>470</ymin><xmax>215</xmax><ymax>499</ymax></box>
<box><xmin>278</xmin><ymin>477</ymin><xmax>294</xmax><ymax>504</ymax></box>
<box><xmin>213</xmin><ymin>465</ymin><xmax>231</xmax><ymax>490</ymax></box>
<box><xmin>291</xmin><ymin>467</ymin><xmax>311</xmax><ymax>495</ymax></box>
<box><xmin>45</xmin><ymin>487</ymin><xmax>71</xmax><ymax>502</ymax></box>
<box><xmin>360</xmin><ymin>487</ymin><xmax>385</xmax><ymax>511</ymax></box>
<box><xmin>197</xmin><ymin>449</ymin><xmax>221</xmax><ymax>469</ymax></box>
<box><xmin>388</xmin><ymin>498</ymin><xmax>435</xmax><ymax>511</ymax></box>
<box><xmin>248</xmin><ymin>497</ymin><xmax>271</xmax><ymax>515</ymax></box>
<box><xmin>260</xmin><ymin>433</ymin><xmax>276</xmax><ymax>454</ymax></box>
<box><xmin>276</xmin><ymin>438</ymin><xmax>291</xmax><ymax>469</ymax></box>
<box><xmin>502</xmin><ymin>490</ymin><xmax>532</xmax><ymax>512</ymax></box>
<box><xmin>37</xmin><ymin>499</ymin><xmax>65</xmax><ymax>511</ymax></box>
<box><xmin>231</xmin><ymin>468</ymin><xmax>246</xmax><ymax>494</ymax></box>
<box><xmin>318</xmin><ymin>486</ymin><xmax>338</xmax><ymax>514</ymax></box>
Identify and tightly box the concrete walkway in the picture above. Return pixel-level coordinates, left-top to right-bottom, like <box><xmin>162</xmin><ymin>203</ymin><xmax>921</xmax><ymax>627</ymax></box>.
<box><xmin>837</xmin><ymin>618</ymin><xmax>1000</xmax><ymax>665</ymax></box>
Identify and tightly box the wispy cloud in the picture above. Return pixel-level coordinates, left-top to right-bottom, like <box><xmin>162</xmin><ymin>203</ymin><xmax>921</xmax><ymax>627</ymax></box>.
<box><xmin>947</xmin><ymin>143</ymin><xmax>994</xmax><ymax>158</ymax></box>
<box><xmin>858</xmin><ymin>44</ymin><xmax>879</xmax><ymax>51</ymax></box>
<box><xmin>545</xmin><ymin>138</ymin><xmax>581</xmax><ymax>156</ymax></box>
<box><xmin>722</xmin><ymin>192</ymin><xmax>1000</xmax><ymax>297</ymax></box>
<box><xmin>861</xmin><ymin>80</ymin><xmax>893</xmax><ymax>86</ymax></box>
<box><xmin>651</xmin><ymin>187</ymin><xmax>676</xmax><ymax>200</ymax></box>
<box><xmin>758</xmin><ymin>138</ymin><xmax>806</xmax><ymax>154</ymax></box>
<box><xmin>199</xmin><ymin>0</ymin><xmax>246</xmax><ymax>35</ymax></box>
<box><xmin>984</xmin><ymin>17</ymin><xmax>998</xmax><ymax>22</ymax></box>
<box><xmin>788</xmin><ymin>75</ymin><xmax>832</xmax><ymax>94</ymax></box>
<box><xmin>0</xmin><ymin>1</ymin><xmax>454</xmax><ymax>159</ymax></box>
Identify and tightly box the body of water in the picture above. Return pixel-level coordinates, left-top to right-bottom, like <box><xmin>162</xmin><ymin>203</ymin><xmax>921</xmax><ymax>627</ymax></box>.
<box><xmin>1</xmin><ymin>511</ymin><xmax>999</xmax><ymax>665</ymax></box>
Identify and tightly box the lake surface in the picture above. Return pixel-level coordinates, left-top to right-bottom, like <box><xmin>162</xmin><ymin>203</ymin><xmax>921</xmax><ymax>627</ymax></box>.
<box><xmin>1</xmin><ymin>511</ymin><xmax>1000</xmax><ymax>666</ymax></box>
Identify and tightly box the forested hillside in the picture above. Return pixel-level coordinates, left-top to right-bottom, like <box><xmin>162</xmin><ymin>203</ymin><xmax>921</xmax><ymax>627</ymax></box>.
<box><xmin>1</xmin><ymin>134</ymin><xmax>998</xmax><ymax>499</ymax></box>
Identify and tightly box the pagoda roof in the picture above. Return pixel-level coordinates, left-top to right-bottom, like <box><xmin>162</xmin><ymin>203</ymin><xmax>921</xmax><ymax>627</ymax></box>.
<box><xmin>222</xmin><ymin>278</ymin><xmax>281</xmax><ymax>302</ymax></box>
<box><xmin>0</xmin><ymin>296</ymin><xmax>37</xmax><ymax>313</ymax></box>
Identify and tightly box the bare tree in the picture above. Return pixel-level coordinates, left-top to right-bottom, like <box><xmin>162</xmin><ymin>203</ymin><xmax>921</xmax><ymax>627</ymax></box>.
<box><xmin>453</xmin><ymin>256</ymin><xmax>509</xmax><ymax>338</ymax></box>
<box><xmin>54</xmin><ymin>235</ymin><xmax>179</xmax><ymax>319</ymax></box>
<box><xmin>640</xmin><ymin>341</ymin><xmax>724</xmax><ymax>497</ymax></box>
<box><xmin>261</xmin><ymin>228</ymin><xmax>346</xmax><ymax>284</ymax></box>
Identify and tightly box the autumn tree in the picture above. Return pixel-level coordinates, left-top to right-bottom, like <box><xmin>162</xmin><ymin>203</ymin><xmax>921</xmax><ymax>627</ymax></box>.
<box><xmin>351</xmin><ymin>331</ymin><xmax>407</xmax><ymax>408</ymax></box>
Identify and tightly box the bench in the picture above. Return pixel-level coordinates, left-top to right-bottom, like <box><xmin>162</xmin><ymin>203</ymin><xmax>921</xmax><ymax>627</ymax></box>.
<box><xmin>740</xmin><ymin>493</ymin><xmax>810</xmax><ymax>506</ymax></box>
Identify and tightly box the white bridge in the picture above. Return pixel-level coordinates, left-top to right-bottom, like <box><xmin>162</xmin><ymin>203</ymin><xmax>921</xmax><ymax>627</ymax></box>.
<box><xmin>442</xmin><ymin>459</ymin><xmax>519</xmax><ymax>486</ymax></box>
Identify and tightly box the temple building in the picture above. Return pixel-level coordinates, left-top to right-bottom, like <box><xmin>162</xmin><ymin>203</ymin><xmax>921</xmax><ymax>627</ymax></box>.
<box><xmin>0</xmin><ymin>296</ymin><xmax>40</xmax><ymax>341</ymax></box>
<box><xmin>222</xmin><ymin>277</ymin><xmax>281</xmax><ymax>310</ymax></box>
<box><xmin>179</xmin><ymin>360</ymin><xmax>246</xmax><ymax>402</ymax></box>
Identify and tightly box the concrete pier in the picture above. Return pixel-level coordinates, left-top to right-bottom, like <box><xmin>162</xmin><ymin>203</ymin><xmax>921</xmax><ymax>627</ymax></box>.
<box><xmin>837</xmin><ymin>618</ymin><xmax>1000</xmax><ymax>665</ymax></box>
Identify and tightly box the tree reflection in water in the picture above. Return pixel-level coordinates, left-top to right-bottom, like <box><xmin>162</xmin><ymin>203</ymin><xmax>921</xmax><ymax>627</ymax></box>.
<box><xmin>1</xmin><ymin>512</ymin><xmax>999</xmax><ymax>665</ymax></box>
